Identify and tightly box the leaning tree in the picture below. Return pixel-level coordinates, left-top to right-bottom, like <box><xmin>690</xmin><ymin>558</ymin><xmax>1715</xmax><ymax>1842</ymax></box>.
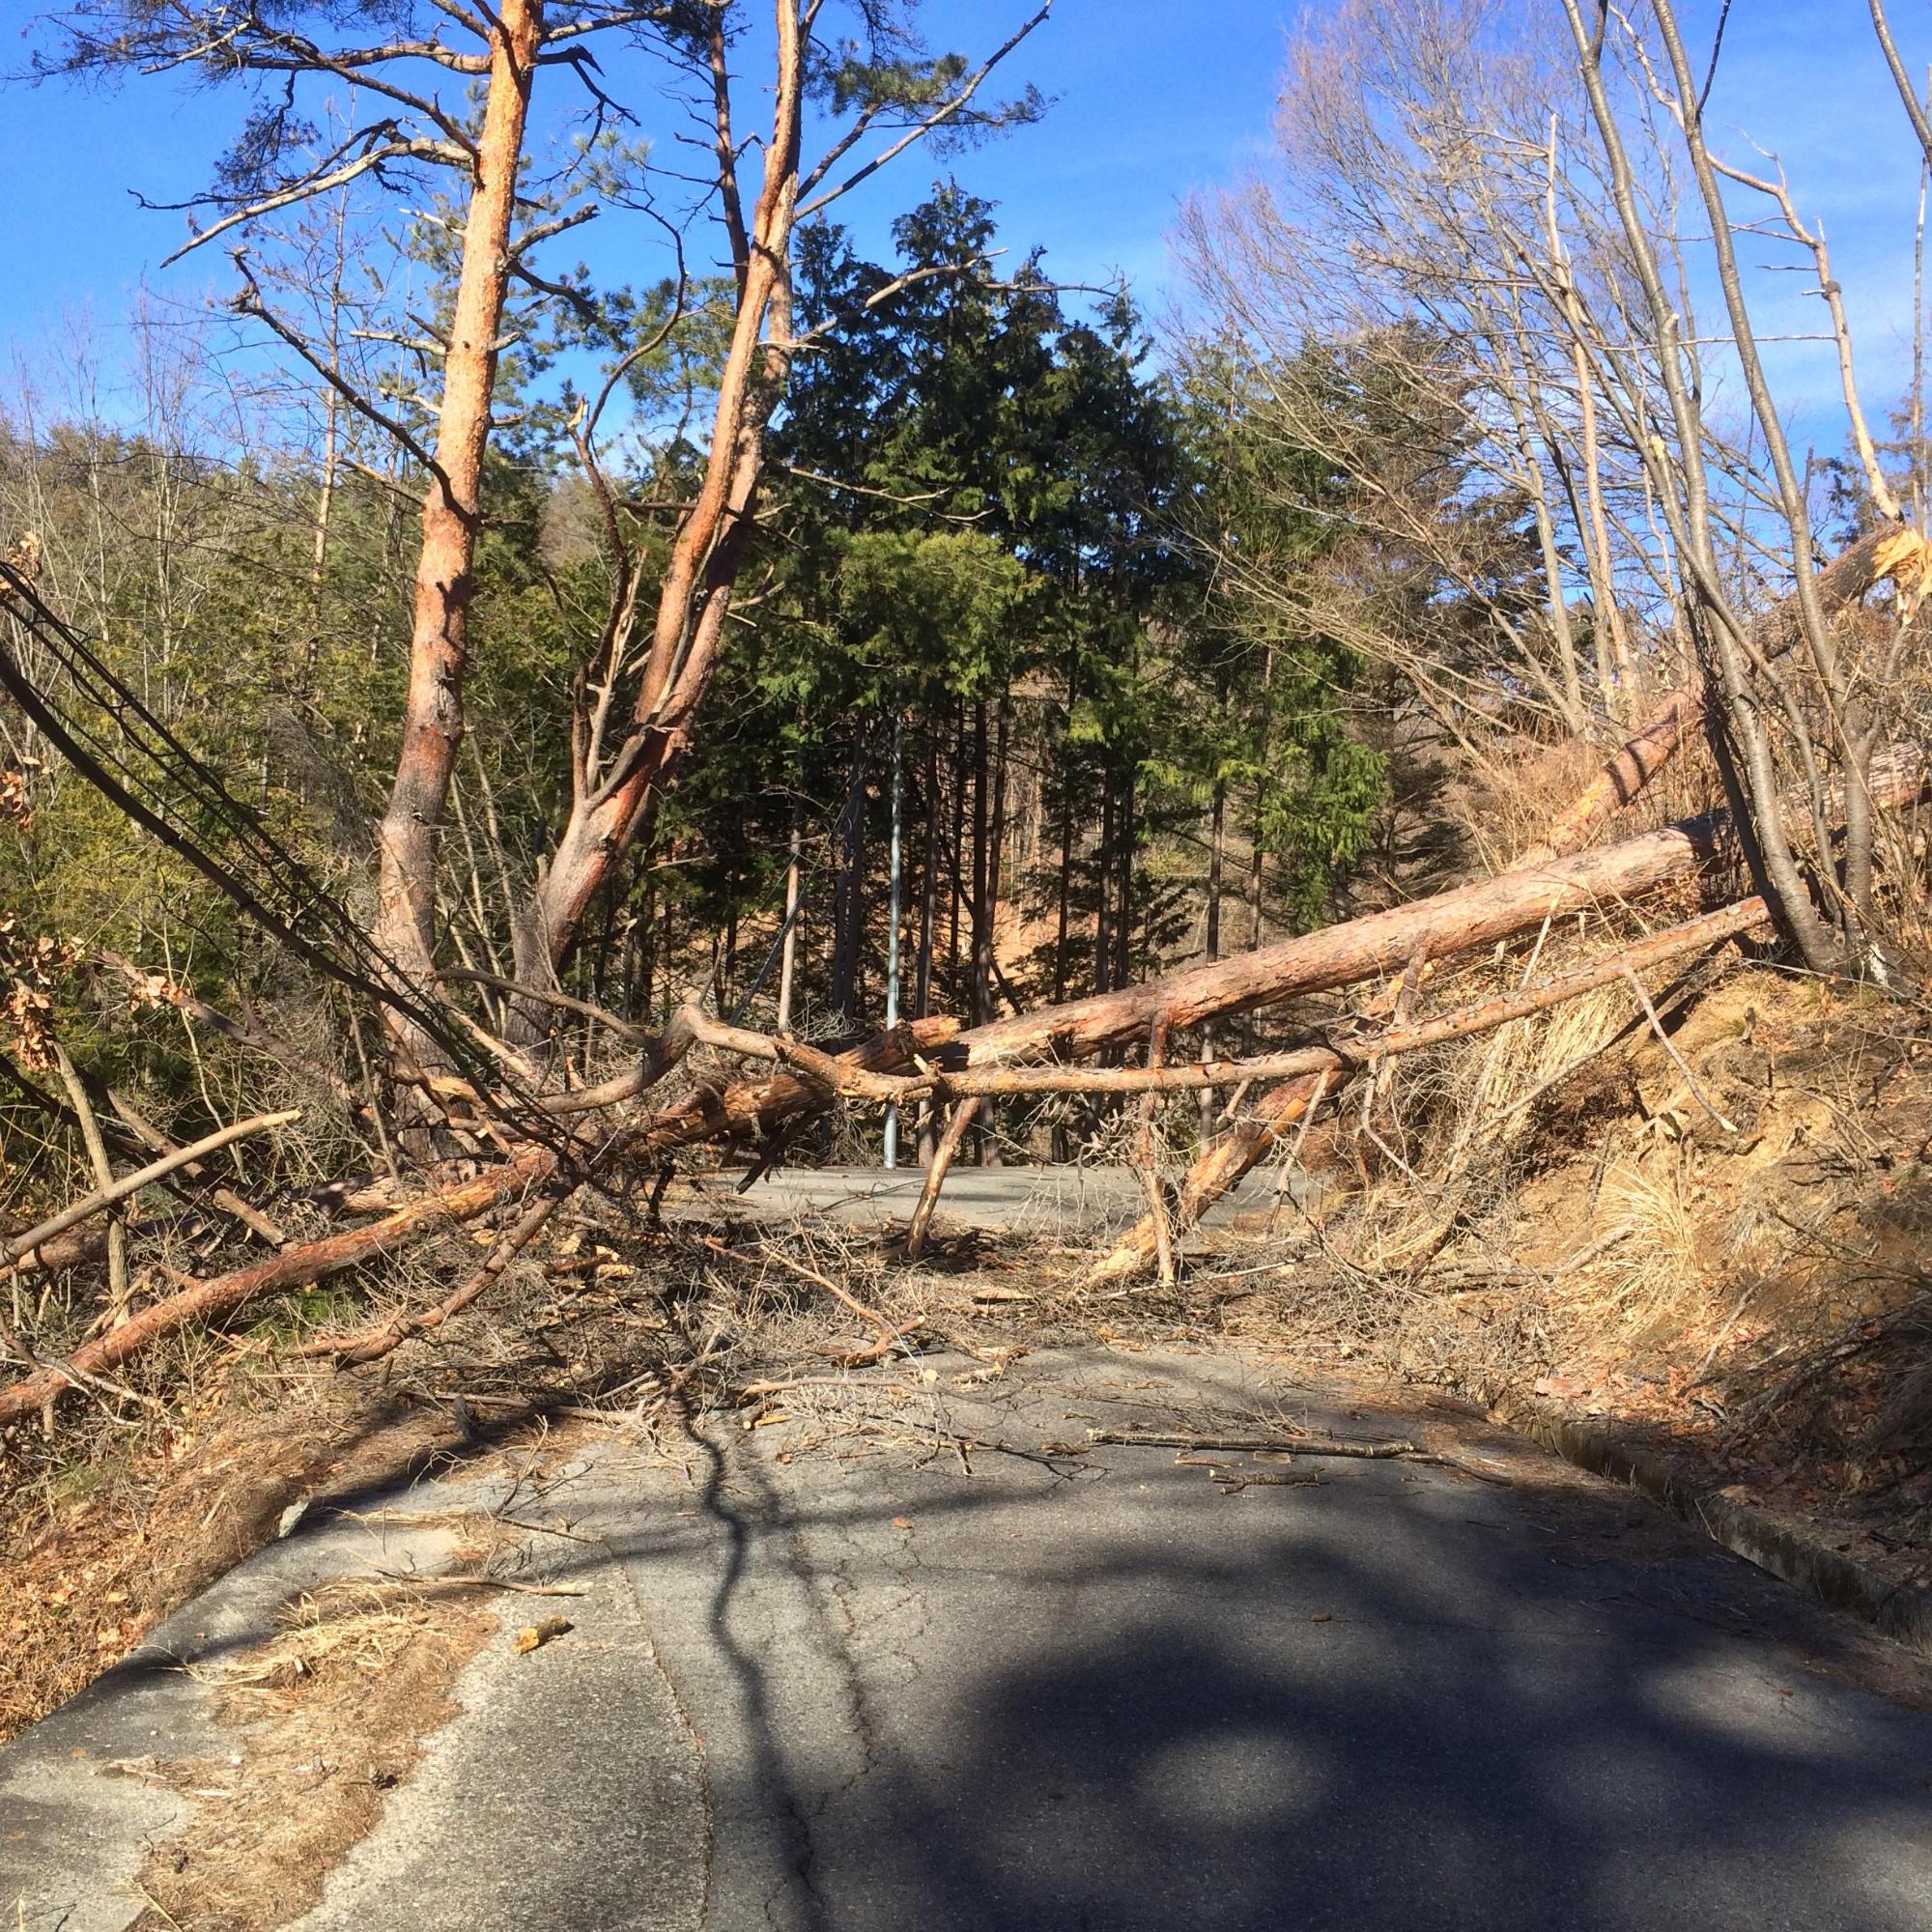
<box><xmin>30</xmin><ymin>0</ymin><xmax>1052</xmax><ymax>1070</ymax></box>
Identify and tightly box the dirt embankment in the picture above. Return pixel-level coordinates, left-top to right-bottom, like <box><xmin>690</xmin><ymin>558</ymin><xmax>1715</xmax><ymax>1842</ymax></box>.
<box><xmin>1165</xmin><ymin>964</ymin><xmax>1932</xmax><ymax>1619</ymax></box>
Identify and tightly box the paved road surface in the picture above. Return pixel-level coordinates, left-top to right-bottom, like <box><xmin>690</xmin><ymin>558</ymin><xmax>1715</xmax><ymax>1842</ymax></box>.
<box><xmin>8</xmin><ymin>1347</ymin><xmax>1930</xmax><ymax>1931</ymax></box>
<box><xmin>680</xmin><ymin>1162</ymin><xmax>1303</xmax><ymax>1234</ymax></box>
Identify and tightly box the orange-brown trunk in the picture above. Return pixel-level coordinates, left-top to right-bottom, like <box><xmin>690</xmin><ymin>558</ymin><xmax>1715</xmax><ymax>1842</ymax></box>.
<box><xmin>375</xmin><ymin>0</ymin><xmax>544</xmax><ymax>1012</ymax></box>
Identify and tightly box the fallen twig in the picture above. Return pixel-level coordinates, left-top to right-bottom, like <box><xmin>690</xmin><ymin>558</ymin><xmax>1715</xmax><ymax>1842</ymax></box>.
<box><xmin>366</xmin><ymin>1570</ymin><xmax>591</xmax><ymax>1598</ymax></box>
<box><xmin>1087</xmin><ymin>1428</ymin><xmax>1430</xmax><ymax>1459</ymax></box>
<box><xmin>697</xmin><ymin>1233</ymin><xmax>900</xmax><ymax>1339</ymax></box>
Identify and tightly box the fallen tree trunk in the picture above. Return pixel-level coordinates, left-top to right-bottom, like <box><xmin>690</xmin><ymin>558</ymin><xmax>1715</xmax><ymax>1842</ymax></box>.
<box><xmin>1086</xmin><ymin>896</ymin><xmax>1773</xmax><ymax>1283</ymax></box>
<box><xmin>0</xmin><ymin>1144</ymin><xmax>551</xmax><ymax>1430</ymax></box>
<box><xmin>615</xmin><ymin>741</ymin><xmax>1924</xmax><ymax>1175</ymax></box>
<box><xmin>1521</xmin><ymin>524</ymin><xmax>1916</xmax><ymax>867</ymax></box>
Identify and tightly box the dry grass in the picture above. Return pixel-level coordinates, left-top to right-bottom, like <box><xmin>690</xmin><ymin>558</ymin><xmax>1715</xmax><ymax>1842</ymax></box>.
<box><xmin>131</xmin><ymin>1577</ymin><xmax>495</xmax><ymax>1932</ymax></box>
<box><xmin>185</xmin><ymin>1577</ymin><xmax>453</xmax><ymax>1690</ymax></box>
<box><xmin>0</xmin><ymin>1378</ymin><xmax>469</xmax><ymax>1743</ymax></box>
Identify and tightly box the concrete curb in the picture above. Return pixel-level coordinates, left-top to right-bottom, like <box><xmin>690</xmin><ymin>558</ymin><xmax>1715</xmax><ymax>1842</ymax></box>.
<box><xmin>1495</xmin><ymin>1394</ymin><xmax>1932</xmax><ymax>1659</ymax></box>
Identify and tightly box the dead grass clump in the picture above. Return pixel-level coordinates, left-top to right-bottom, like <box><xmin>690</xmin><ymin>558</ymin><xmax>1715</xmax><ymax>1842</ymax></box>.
<box><xmin>1550</xmin><ymin>1156</ymin><xmax>1706</xmax><ymax>1343</ymax></box>
<box><xmin>133</xmin><ymin>1580</ymin><xmax>494</xmax><ymax>1932</ymax></box>
<box><xmin>0</xmin><ymin>1378</ymin><xmax>465</xmax><ymax>1744</ymax></box>
<box><xmin>187</xmin><ymin>1577</ymin><xmax>447</xmax><ymax>1690</ymax></box>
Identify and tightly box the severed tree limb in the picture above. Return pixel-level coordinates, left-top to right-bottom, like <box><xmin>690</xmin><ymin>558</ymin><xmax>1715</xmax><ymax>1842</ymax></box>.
<box><xmin>299</xmin><ymin>1167</ymin><xmax>569</xmax><ymax>1367</ymax></box>
<box><xmin>0</xmin><ymin>1143</ymin><xmax>549</xmax><ymax>1430</ymax></box>
<box><xmin>904</xmin><ymin>1097</ymin><xmax>981</xmax><ymax>1261</ymax></box>
<box><xmin>1087</xmin><ymin>1071</ymin><xmax>1340</xmax><ymax>1289</ymax></box>
<box><xmin>1086</xmin><ymin>896</ymin><xmax>1775</xmax><ymax>1284</ymax></box>
<box><xmin>1</xmin><ymin>1111</ymin><xmax>301</xmax><ymax>1271</ymax></box>
<box><xmin>618</xmin><ymin>744</ymin><xmax>1927</xmax><ymax>1184</ymax></box>
<box><xmin>680</xmin><ymin>1011</ymin><xmax>918</xmax><ymax>1103</ymax></box>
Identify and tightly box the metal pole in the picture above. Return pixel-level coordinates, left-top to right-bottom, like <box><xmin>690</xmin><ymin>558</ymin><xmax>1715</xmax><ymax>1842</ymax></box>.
<box><xmin>883</xmin><ymin>704</ymin><xmax>904</xmax><ymax>1167</ymax></box>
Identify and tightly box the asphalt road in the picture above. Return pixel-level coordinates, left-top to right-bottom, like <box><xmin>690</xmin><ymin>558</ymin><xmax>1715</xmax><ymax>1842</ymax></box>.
<box><xmin>9</xmin><ymin>1347</ymin><xmax>1932</xmax><ymax>1931</ymax></box>
<box><xmin>679</xmin><ymin>1161</ymin><xmax>1303</xmax><ymax>1233</ymax></box>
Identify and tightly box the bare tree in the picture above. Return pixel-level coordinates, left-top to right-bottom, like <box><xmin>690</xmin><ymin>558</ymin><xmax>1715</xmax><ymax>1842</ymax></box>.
<box><xmin>1179</xmin><ymin>0</ymin><xmax>1924</xmax><ymax>981</ymax></box>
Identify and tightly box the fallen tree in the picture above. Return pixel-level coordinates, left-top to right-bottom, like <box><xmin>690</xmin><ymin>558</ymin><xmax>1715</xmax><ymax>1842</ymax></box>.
<box><xmin>3</xmin><ymin>693</ymin><xmax>1920</xmax><ymax>1423</ymax></box>
<box><xmin>1520</xmin><ymin>524</ymin><xmax>1918</xmax><ymax>867</ymax></box>
<box><xmin>1082</xmin><ymin>898</ymin><xmax>1772</xmax><ymax>1283</ymax></box>
<box><xmin>0</xmin><ymin>1145</ymin><xmax>554</xmax><ymax>1430</ymax></box>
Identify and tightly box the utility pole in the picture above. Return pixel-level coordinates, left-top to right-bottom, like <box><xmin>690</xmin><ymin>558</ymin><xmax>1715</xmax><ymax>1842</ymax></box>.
<box><xmin>883</xmin><ymin>703</ymin><xmax>905</xmax><ymax>1167</ymax></box>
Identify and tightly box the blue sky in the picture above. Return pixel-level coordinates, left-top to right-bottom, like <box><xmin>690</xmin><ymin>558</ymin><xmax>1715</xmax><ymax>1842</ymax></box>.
<box><xmin>1</xmin><ymin>2</ymin><xmax>1929</xmax><ymax>448</ymax></box>
<box><xmin>0</xmin><ymin>3</ymin><xmax>1285</xmax><ymax>353</ymax></box>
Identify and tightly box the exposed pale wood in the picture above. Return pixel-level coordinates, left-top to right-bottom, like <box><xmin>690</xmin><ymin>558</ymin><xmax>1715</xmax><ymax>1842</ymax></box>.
<box><xmin>1135</xmin><ymin>1015</ymin><xmax>1176</xmax><ymax>1286</ymax></box>
<box><xmin>904</xmin><ymin>1097</ymin><xmax>980</xmax><ymax>1261</ymax></box>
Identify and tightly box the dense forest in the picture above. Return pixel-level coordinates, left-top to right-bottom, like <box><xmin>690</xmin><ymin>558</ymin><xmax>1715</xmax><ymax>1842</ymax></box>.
<box><xmin>2</xmin><ymin>0</ymin><xmax>1929</xmax><ymax>1461</ymax></box>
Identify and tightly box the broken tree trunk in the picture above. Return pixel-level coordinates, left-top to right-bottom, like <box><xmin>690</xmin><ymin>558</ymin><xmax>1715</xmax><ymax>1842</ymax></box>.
<box><xmin>1520</xmin><ymin>524</ymin><xmax>1916</xmax><ymax>867</ymax></box>
<box><xmin>609</xmin><ymin>741</ymin><xmax>1924</xmax><ymax>1178</ymax></box>
<box><xmin>1078</xmin><ymin>731</ymin><xmax>1932</xmax><ymax>1286</ymax></box>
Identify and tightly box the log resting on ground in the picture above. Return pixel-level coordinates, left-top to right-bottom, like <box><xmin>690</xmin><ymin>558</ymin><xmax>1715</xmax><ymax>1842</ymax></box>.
<box><xmin>0</xmin><ymin>1145</ymin><xmax>554</xmax><ymax>1430</ymax></box>
<box><xmin>617</xmin><ymin>742</ymin><xmax>1925</xmax><ymax>1175</ymax></box>
<box><xmin>1080</xmin><ymin>737</ymin><xmax>1931</xmax><ymax>1284</ymax></box>
<box><xmin>1085</xmin><ymin>897</ymin><xmax>1774</xmax><ymax>1284</ymax></box>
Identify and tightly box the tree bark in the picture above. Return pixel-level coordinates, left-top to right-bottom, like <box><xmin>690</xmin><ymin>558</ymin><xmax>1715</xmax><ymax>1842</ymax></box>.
<box><xmin>510</xmin><ymin>4</ymin><xmax>807</xmax><ymax>992</ymax></box>
<box><xmin>1199</xmin><ymin>776</ymin><xmax>1225</xmax><ymax>1146</ymax></box>
<box><xmin>0</xmin><ymin>1143</ymin><xmax>548</xmax><ymax>1430</ymax></box>
<box><xmin>1086</xmin><ymin>896</ymin><xmax>1776</xmax><ymax>1282</ymax></box>
<box><xmin>614</xmin><ymin>742</ymin><xmax>1927</xmax><ymax>1179</ymax></box>
<box><xmin>828</xmin><ymin>749</ymin><xmax>867</xmax><ymax>1030</ymax></box>
<box><xmin>375</xmin><ymin>0</ymin><xmax>545</xmax><ymax>1014</ymax></box>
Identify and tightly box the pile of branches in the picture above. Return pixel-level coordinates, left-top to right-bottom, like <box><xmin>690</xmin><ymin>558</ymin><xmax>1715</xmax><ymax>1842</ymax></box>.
<box><xmin>1</xmin><ymin>533</ymin><xmax>1928</xmax><ymax>1432</ymax></box>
